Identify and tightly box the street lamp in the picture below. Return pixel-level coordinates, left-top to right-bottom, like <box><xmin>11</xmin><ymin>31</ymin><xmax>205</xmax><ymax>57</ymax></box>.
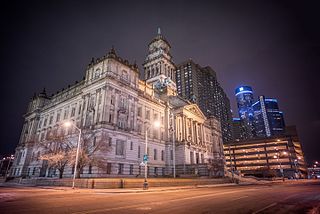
<box><xmin>64</xmin><ymin>121</ymin><xmax>81</xmax><ymax>189</ymax></box>
<box><xmin>169</xmin><ymin>112</ymin><xmax>176</xmax><ymax>178</ymax></box>
<box><xmin>143</xmin><ymin>120</ymin><xmax>160</xmax><ymax>190</ymax></box>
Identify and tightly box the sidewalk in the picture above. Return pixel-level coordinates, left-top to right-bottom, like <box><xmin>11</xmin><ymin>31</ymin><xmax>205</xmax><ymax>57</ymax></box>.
<box><xmin>0</xmin><ymin>182</ymin><xmax>239</xmax><ymax>193</ymax></box>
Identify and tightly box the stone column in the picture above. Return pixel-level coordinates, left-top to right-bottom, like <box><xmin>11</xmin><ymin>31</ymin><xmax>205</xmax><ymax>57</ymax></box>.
<box><xmin>101</xmin><ymin>86</ymin><xmax>107</xmax><ymax>122</ymax></box>
<box><xmin>190</xmin><ymin>119</ymin><xmax>194</xmax><ymax>144</ymax></box>
<box><xmin>201</xmin><ymin>124</ymin><xmax>205</xmax><ymax>145</ymax></box>
<box><xmin>133</xmin><ymin>98</ymin><xmax>138</xmax><ymax>132</ymax></box>
<box><xmin>181</xmin><ymin>116</ymin><xmax>185</xmax><ymax>141</ymax></box>
<box><xmin>113</xmin><ymin>92</ymin><xmax>119</xmax><ymax>125</ymax></box>
<box><xmin>82</xmin><ymin>95</ymin><xmax>89</xmax><ymax>127</ymax></box>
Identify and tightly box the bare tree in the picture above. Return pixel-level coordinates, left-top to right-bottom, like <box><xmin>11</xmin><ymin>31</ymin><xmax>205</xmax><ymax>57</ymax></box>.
<box><xmin>68</xmin><ymin>129</ymin><xmax>111</xmax><ymax>178</ymax></box>
<box><xmin>39</xmin><ymin>133</ymin><xmax>72</xmax><ymax>178</ymax></box>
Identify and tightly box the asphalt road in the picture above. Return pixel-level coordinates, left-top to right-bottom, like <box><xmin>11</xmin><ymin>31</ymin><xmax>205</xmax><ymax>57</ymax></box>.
<box><xmin>1</xmin><ymin>180</ymin><xmax>319</xmax><ymax>214</ymax></box>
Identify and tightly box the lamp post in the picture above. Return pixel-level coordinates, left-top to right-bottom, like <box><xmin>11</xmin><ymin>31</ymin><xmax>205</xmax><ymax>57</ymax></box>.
<box><xmin>294</xmin><ymin>157</ymin><xmax>301</xmax><ymax>179</ymax></box>
<box><xmin>169</xmin><ymin>112</ymin><xmax>176</xmax><ymax>178</ymax></box>
<box><xmin>228</xmin><ymin>146</ymin><xmax>234</xmax><ymax>182</ymax></box>
<box><xmin>143</xmin><ymin>120</ymin><xmax>160</xmax><ymax>190</ymax></box>
<box><xmin>64</xmin><ymin>121</ymin><xmax>81</xmax><ymax>189</ymax></box>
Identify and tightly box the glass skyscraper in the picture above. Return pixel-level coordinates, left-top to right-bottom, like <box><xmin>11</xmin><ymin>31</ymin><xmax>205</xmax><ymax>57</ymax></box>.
<box><xmin>235</xmin><ymin>86</ymin><xmax>255</xmax><ymax>139</ymax></box>
<box><xmin>252</xmin><ymin>96</ymin><xmax>285</xmax><ymax>137</ymax></box>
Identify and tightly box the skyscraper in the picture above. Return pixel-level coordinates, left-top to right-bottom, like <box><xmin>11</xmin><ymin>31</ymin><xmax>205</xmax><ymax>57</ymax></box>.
<box><xmin>176</xmin><ymin>59</ymin><xmax>233</xmax><ymax>143</ymax></box>
<box><xmin>231</xmin><ymin>117</ymin><xmax>248</xmax><ymax>141</ymax></box>
<box><xmin>235</xmin><ymin>86</ymin><xmax>255</xmax><ymax>139</ymax></box>
<box><xmin>252</xmin><ymin>96</ymin><xmax>285</xmax><ymax>137</ymax></box>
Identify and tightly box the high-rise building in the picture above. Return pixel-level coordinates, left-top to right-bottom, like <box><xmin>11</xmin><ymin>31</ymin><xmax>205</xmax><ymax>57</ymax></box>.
<box><xmin>235</xmin><ymin>86</ymin><xmax>255</xmax><ymax>139</ymax></box>
<box><xmin>252</xmin><ymin>96</ymin><xmax>285</xmax><ymax>137</ymax></box>
<box><xmin>231</xmin><ymin>118</ymin><xmax>247</xmax><ymax>141</ymax></box>
<box><xmin>176</xmin><ymin>60</ymin><xmax>233</xmax><ymax>143</ymax></box>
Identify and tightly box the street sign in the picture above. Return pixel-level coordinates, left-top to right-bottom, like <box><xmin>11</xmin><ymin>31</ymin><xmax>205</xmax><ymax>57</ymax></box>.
<box><xmin>143</xmin><ymin>154</ymin><xmax>148</xmax><ymax>163</ymax></box>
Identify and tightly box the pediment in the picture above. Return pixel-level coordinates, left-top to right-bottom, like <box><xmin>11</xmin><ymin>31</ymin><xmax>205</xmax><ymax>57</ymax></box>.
<box><xmin>184</xmin><ymin>104</ymin><xmax>206</xmax><ymax>120</ymax></box>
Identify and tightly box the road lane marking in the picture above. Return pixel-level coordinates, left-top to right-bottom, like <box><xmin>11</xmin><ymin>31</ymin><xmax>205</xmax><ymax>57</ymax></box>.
<box><xmin>252</xmin><ymin>194</ymin><xmax>298</xmax><ymax>214</ymax></box>
<box><xmin>71</xmin><ymin>188</ymin><xmax>257</xmax><ymax>214</ymax></box>
<box><xmin>252</xmin><ymin>202</ymin><xmax>277</xmax><ymax>214</ymax></box>
<box><xmin>230</xmin><ymin>196</ymin><xmax>249</xmax><ymax>201</ymax></box>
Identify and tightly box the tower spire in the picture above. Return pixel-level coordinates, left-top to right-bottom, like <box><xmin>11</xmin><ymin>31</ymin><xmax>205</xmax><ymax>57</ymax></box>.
<box><xmin>157</xmin><ymin>27</ymin><xmax>161</xmax><ymax>35</ymax></box>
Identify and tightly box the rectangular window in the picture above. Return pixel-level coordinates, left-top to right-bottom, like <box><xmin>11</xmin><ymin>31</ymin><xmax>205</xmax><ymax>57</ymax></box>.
<box><xmin>88</xmin><ymin>165</ymin><xmax>92</xmax><ymax>174</ymax></box>
<box><xmin>145</xmin><ymin>109</ymin><xmax>150</xmax><ymax>120</ymax></box>
<box><xmin>108</xmin><ymin>137</ymin><xmax>112</xmax><ymax>146</ymax></box>
<box><xmin>44</xmin><ymin>118</ymin><xmax>48</xmax><ymax>127</ymax></box>
<box><xmin>71</xmin><ymin>107</ymin><xmax>76</xmax><ymax>117</ymax></box>
<box><xmin>154</xmin><ymin>167</ymin><xmax>158</xmax><ymax>176</ymax></box>
<box><xmin>154</xmin><ymin>149</ymin><xmax>157</xmax><ymax>160</ymax></box>
<box><xmin>56</xmin><ymin>112</ymin><xmax>61</xmax><ymax>122</ymax></box>
<box><xmin>63</xmin><ymin>110</ymin><xmax>68</xmax><ymax>119</ymax></box>
<box><xmin>38</xmin><ymin>120</ymin><xmax>43</xmax><ymax>129</ymax></box>
<box><xmin>161</xmin><ymin>150</ymin><xmax>164</xmax><ymax>161</ymax></box>
<box><xmin>138</xmin><ymin>146</ymin><xmax>141</xmax><ymax>158</ymax></box>
<box><xmin>116</xmin><ymin>140</ymin><xmax>125</xmax><ymax>156</ymax></box>
<box><xmin>129</xmin><ymin>164</ymin><xmax>133</xmax><ymax>175</ymax></box>
<box><xmin>130</xmin><ymin>141</ymin><xmax>133</xmax><ymax>150</ymax></box>
<box><xmin>138</xmin><ymin>107</ymin><xmax>142</xmax><ymax>117</ymax></box>
<box><xmin>78</xmin><ymin>104</ymin><xmax>82</xmax><ymax>115</ymax></box>
<box><xmin>118</xmin><ymin>163</ymin><xmax>124</xmax><ymax>174</ymax></box>
<box><xmin>171</xmin><ymin>150</ymin><xmax>173</xmax><ymax>160</ymax></box>
<box><xmin>111</xmin><ymin>95</ymin><xmax>115</xmax><ymax>105</ymax></box>
<box><xmin>106</xmin><ymin>163</ymin><xmax>111</xmax><ymax>174</ymax></box>
<box><xmin>49</xmin><ymin>116</ymin><xmax>53</xmax><ymax>125</ymax></box>
<box><xmin>108</xmin><ymin>113</ymin><xmax>113</xmax><ymax>123</ymax></box>
<box><xmin>154</xmin><ymin>113</ymin><xmax>158</xmax><ymax>121</ymax></box>
<box><xmin>190</xmin><ymin>152</ymin><xmax>194</xmax><ymax>164</ymax></box>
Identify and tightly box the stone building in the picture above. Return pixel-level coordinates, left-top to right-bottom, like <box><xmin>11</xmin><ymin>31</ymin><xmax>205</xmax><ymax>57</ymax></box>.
<box><xmin>11</xmin><ymin>30</ymin><xmax>225</xmax><ymax>178</ymax></box>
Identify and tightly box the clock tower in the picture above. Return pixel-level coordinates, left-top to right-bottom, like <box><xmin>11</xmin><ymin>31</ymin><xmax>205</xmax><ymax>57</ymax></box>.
<box><xmin>143</xmin><ymin>28</ymin><xmax>176</xmax><ymax>92</ymax></box>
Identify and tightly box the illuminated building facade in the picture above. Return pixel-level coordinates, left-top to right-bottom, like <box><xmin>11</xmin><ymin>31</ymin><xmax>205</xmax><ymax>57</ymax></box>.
<box><xmin>224</xmin><ymin>126</ymin><xmax>307</xmax><ymax>178</ymax></box>
<box><xmin>235</xmin><ymin>86</ymin><xmax>255</xmax><ymax>139</ymax></box>
<box><xmin>252</xmin><ymin>96</ymin><xmax>285</xmax><ymax>137</ymax></box>
<box><xmin>176</xmin><ymin>60</ymin><xmax>233</xmax><ymax>143</ymax></box>
<box><xmin>11</xmin><ymin>30</ymin><xmax>225</xmax><ymax>178</ymax></box>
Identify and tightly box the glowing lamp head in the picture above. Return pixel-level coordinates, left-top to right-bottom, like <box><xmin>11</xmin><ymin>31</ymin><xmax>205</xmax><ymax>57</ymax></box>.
<box><xmin>283</xmin><ymin>151</ymin><xmax>287</xmax><ymax>155</ymax></box>
<box><xmin>273</xmin><ymin>155</ymin><xmax>278</xmax><ymax>159</ymax></box>
<box><xmin>64</xmin><ymin>121</ymin><xmax>72</xmax><ymax>127</ymax></box>
<box><xmin>153</xmin><ymin>121</ymin><xmax>161</xmax><ymax>128</ymax></box>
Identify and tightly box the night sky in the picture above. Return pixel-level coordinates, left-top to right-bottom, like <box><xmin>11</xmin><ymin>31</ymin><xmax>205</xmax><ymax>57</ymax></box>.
<box><xmin>1</xmin><ymin>0</ymin><xmax>319</xmax><ymax>164</ymax></box>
